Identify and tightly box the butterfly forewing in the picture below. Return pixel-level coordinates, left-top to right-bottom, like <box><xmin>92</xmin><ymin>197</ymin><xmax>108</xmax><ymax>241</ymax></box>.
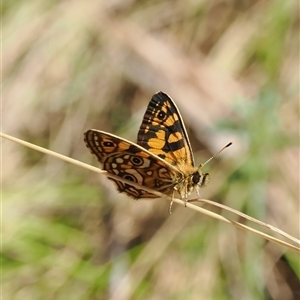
<box><xmin>84</xmin><ymin>130</ymin><xmax>182</xmax><ymax>198</ymax></box>
<box><xmin>137</xmin><ymin>92</ymin><xmax>194</xmax><ymax>168</ymax></box>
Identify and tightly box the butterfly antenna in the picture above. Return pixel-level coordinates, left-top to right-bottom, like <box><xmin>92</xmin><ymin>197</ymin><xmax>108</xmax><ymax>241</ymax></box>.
<box><xmin>198</xmin><ymin>142</ymin><xmax>232</xmax><ymax>169</ymax></box>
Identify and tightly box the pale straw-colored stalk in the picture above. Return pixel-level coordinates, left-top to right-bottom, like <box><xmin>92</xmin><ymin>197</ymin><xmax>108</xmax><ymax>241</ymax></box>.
<box><xmin>1</xmin><ymin>132</ymin><xmax>299</xmax><ymax>253</ymax></box>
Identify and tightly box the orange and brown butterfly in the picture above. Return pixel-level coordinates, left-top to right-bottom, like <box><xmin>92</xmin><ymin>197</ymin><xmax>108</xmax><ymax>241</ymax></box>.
<box><xmin>84</xmin><ymin>92</ymin><xmax>210</xmax><ymax>211</ymax></box>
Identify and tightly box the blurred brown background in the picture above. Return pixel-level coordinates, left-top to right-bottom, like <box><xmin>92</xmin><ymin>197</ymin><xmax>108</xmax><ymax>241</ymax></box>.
<box><xmin>2</xmin><ymin>1</ymin><xmax>299</xmax><ymax>300</ymax></box>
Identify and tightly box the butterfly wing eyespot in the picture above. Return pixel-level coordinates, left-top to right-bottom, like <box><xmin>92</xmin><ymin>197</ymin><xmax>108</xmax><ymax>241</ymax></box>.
<box><xmin>103</xmin><ymin>141</ymin><xmax>115</xmax><ymax>147</ymax></box>
<box><xmin>131</xmin><ymin>156</ymin><xmax>144</xmax><ymax>166</ymax></box>
<box><xmin>157</xmin><ymin>110</ymin><xmax>166</xmax><ymax>120</ymax></box>
<box><xmin>123</xmin><ymin>174</ymin><xmax>137</xmax><ymax>182</ymax></box>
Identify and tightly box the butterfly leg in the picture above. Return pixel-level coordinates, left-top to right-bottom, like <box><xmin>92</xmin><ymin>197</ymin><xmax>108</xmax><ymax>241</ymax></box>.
<box><xmin>196</xmin><ymin>186</ymin><xmax>200</xmax><ymax>199</ymax></box>
<box><xmin>169</xmin><ymin>190</ymin><xmax>175</xmax><ymax>214</ymax></box>
<box><xmin>184</xmin><ymin>184</ymin><xmax>189</xmax><ymax>207</ymax></box>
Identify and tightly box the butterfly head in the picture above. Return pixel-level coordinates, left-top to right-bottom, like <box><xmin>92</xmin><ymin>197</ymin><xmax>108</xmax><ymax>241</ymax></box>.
<box><xmin>192</xmin><ymin>169</ymin><xmax>210</xmax><ymax>187</ymax></box>
<box><xmin>175</xmin><ymin>165</ymin><xmax>210</xmax><ymax>199</ymax></box>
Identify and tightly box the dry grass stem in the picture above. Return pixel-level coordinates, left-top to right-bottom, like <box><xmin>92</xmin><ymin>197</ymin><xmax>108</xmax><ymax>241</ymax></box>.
<box><xmin>2</xmin><ymin>132</ymin><xmax>299</xmax><ymax>253</ymax></box>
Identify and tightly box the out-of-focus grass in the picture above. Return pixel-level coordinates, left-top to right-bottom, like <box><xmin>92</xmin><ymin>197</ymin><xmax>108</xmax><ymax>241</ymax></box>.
<box><xmin>2</xmin><ymin>1</ymin><xmax>299</xmax><ymax>299</ymax></box>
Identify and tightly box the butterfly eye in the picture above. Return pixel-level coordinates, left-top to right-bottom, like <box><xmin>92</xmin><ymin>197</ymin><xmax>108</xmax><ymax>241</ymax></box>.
<box><xmin>157</xmin><ymin>110</ymin><xmax>166</xmax><ymax>120</ymax></box>
<box><xmin>131</xmin><ymin>156</ymin><xmax>143</xmax><ymax>166</ymax></box>
<box><xmin>192</xmin><ymin>172</ymin><xmax>201</xmax><ymax>184</ymax></box>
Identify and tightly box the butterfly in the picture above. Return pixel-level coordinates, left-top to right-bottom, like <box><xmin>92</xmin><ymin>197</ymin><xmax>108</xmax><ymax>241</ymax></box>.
<box><xmin>84</xmin><ymin>91</ymin><xmax>210</xmax><ymax>212</ymax></box>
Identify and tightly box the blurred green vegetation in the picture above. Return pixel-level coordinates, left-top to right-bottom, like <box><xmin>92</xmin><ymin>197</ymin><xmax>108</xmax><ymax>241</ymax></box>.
<box><xmin>3</xmin><ymin>0</ymin><xmax>299</xmax><ymax>299</ymax></box>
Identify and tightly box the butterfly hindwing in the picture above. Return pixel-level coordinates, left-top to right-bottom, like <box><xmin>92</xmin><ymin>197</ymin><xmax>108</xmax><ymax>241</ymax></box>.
<box><xmin>137</xmin><ymin>92</ymin><xmax>194</xmax><ymax>168</ymax></box>
<box><xmin>84</xmin><ymin>129</ymin><xmax>183</xmax><ymax>198</ymax></box>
